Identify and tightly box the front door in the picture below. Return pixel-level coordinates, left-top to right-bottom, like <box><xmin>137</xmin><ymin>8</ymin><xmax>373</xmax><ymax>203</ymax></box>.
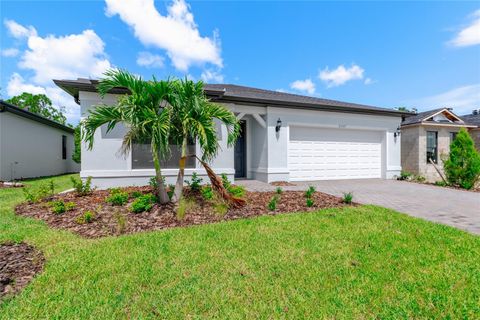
<box><xmin>234</xmin><ymin>120</ymin><xmax>246</xmax><ymax>178</ymax></box>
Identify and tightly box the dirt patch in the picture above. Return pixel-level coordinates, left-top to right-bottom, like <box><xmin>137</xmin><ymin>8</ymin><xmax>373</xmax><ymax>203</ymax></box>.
<box><xmin>0</xmin><ymin>242</ymin><xmax>45</xmax><ymax>301</ymax></box>
<box><xmin>15</xmin><ymin>187</ymin><xmax>347</xmax><ymax>239</ymax></box>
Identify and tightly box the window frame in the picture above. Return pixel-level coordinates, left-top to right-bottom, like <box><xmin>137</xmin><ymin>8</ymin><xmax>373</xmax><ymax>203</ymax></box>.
<box><xmin>62</xmin><ymin>135</ymin><xmax>67</xmax><ymax>160</ymax></box>
<box><xmin>449</xmin><ymin>132</ymin><xmax>457</xmax><ymax>144</ymax></box>
<box><xmin>426</xmin><ymin>131</ymin><xmax>438</xmax><ymax>164</ymax></box>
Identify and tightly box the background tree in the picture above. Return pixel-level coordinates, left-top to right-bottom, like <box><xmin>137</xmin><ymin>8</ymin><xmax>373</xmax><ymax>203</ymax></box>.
<box><xmin>82</xmin><ymin>69</ymin><xmax>173</xmax><ymax>203</ymax></box>
<box><xmin>169</xmin><ymin>79</ymin><xmax>240</xmax><ymax>202</ymax></box>
<box><xmin>72</xmin><ymin>125</ymin><xmax>82</xmax><ymax>163</ymax></box>
<box><xmin>396</xmin><ymin>106</ymin><xmax>417</xmax><ymax>113</ymax></box>
<box><xmin>443</xmin><ymin>128</ymin><xmax>480</xmax><ymax>189</ymax></box>
<box><xmin>7</xmin><ymin>92</ymin><xmax>67</xmax><ymax>125</ymax></box>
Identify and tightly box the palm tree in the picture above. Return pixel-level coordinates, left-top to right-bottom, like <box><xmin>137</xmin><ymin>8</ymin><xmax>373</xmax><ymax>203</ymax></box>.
<box><xmin>169</xmin><ymin>79</ymin><xmax>240</xmax><ymax>202</ymax></box>
<box><xmin>82</xmin><ymin>69</ymin><xmax>173</xmax><ymax>203</ymax></box>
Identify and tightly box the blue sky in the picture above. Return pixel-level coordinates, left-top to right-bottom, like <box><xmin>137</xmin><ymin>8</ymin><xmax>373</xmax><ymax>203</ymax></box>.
<box><xmin>1</xmin><ymin>0</ymin><xmax>479</xmax><ymax>124</ymax></box>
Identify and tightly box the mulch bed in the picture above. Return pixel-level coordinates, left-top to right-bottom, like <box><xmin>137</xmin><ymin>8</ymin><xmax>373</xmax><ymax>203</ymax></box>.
<box><xmin>0</xmin><ymin>242</ymin><xmax>45</xmax><ymax>301</ymax></box>
<box><xmin>15</xmin><ymin>187</ymin><xmax>347</xmax><ymax>239</ymax></box>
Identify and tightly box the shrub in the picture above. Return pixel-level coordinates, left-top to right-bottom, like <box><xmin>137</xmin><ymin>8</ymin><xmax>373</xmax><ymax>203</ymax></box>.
<box><xmin>186</xmin><ymin>172</ymin><xmax>203</xmax><ymax>192</ymax></box>
<box><xmin>304</xmin><ymin>186</ymin><xmax>316</xmax><ymax>198</ymax></box>
<box><xmin>201</xmin><ymin>185</ymin><xmax>214</xmax><ymax>200</ymax></box>
<box><xmin>49</xmin><ymin>200</ymin><xmax>76</xmax><ymax>214</ymax></box>
<box><xmin>413</xmin><ymin>175</ymin><xmax>426</xmax><ymax>183</ymax></box>
<box><xmin>227</xmin><ymin>185</ymin><xmax>246</xmax><ymax>198</ymax></box>
<box><xmin>434</xmin><ymin>180</ymin><xmax>448</xmax><ymax>187</ymax></box>
<box><xmin>267</xmin><ymin>195</ymin><xmax>279</xmax><ymax>211</ymax></box>
<box><xmin>443</xmin><ymin>128</ymin><xmax>480</xmax><ymax>190</ymax></box>
<box><xmin>276</xmin><ymin>187</ymin><xmax>283</xmax><ymax>195</ymax></box>
<box><xmin>71</xmin><ymin>176</ymin><xmax>92</xmax><ymax>196</ymax></box>
<box><xmin>398</xmin><ymin>171</ymin><xmax>412</xmax><ymax>181</ymax></box>
<box><xmin>106</xmin><ymin>189</ymin><xmax>129</xmax><ymax>206</ymax></box>
<box><xmin>306</xmin><ymin>198</ymin><xmax>314</xmax><ymax>207</ymax></box>
<box><xmin>77</xmin><ymin>210</ymin><xmax>95</xmax><ymax>224</ymax></box>
<box><xmin>130</xmin><ymin>190</ymin><xmax>143</xmax><ymax>199</ymax></box>
<box><xmin>213</xmin><ymin>202</ymin><xmax>229</xmax><ymax>216</ymax></box>
<box><xmin>221</xmin><ymin>173</ymin><xmax>231</xmax><ymax>189</ymax></box>
<box><xmin>130</xmin><ymin>194</ymin><xmax>156</xmax><ymax>213</ymax></box>
<box><xmin>343</xmin><ymin>192</ymin><xmax>353</xmax><ymax>204</ymax></box>
<box><xmin>23</xmin><ymin>180</ymin><xmax>55</xmax><ymax>203</ymax></box>
<box><xmin>167</xmin><ymin>184</ymin><xmax>175</xmax><ymax>200</ymax></box>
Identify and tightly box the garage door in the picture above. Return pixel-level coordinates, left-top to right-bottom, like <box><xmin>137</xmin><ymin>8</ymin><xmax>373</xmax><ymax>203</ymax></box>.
<box><xmin>288</xmin><ymin>126</ymin><xmax>382</xmax><ymax>181</ymax></box>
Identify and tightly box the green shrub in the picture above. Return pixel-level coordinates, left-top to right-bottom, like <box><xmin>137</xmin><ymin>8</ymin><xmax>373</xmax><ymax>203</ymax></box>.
<box><xmin>343</xmin><ymin>192</ymin><xmax>353</xmax><ymax>204</ymax></box>
<box><xmin>398</xmin><ymin>171</ymin><xmax>412</xmax><ymax>181</ymax></box>
<box><xmin>106</xmin><ymin>189</ymin><xmax>129</xmax><ymax>206</ymax></box>
<box><xmin>130</xmin><ymin>190</ymin><xmax>143</xmax><ymax>199</ymax></box>
<box><xmin>413</xmin><ymin>175</ymin><xmax>426</xmax><ymax>183</ymax></box>
<box><xmin>443</xmin><ymin>128</ymin><xmax>480</xmax><ymax>190</ymax></box>
<box><xmin>186</xmin><ymin>172</ymin><xmax>203</xmax><ymax>192</ymax></box>
<box><xmin>23</xmin><ymin>180</ymin><xmax>55</xmax><ymax>203</ymax></box>
<box><xmin>305</xmin><ymin>186</ymin><xmax>316</xmax><ymax>198</ymax></box>
<box><xmin>306</xmin><ymin>198</ymin><xmax>314</xmax><ymax>207</ymax></box>
<box><xmin>201</xmin><ymin>185</ymin><xmax>214</xmax><ymax>200</ymax></box>
<box><xmin>227</xmin><ymin>185</ymin><xmax>246</xmax><ymax>198</ymax></box>
<box><xmin>221</xmin><ymin>173</ymin><xmax>231</xmax><ymax>189</ymax></box>
<box><xmin>49</xmin><ymin>200</ymin><xmax>76</xmax><ymax>214</ymax></box>
<box><xmin>276</xmin><ymin>187</ymin><xmax>283</xmax><ymax>195</ymax></box>
<box><xmin>434</xmin><ymin>180</ymin><xmax>448</xmax><ymax>187</ymax></box>
<box><xmin>213</xmin><ymin>202</ymin><xmax>229</xmax><ymax>216</ymax></box>
<box><xmin>167</xmin><ymin>184</ymin><xmax>175</xmax><ymax>200</ymax></box>
<box><xmin>77</xmin><ymin>210</ymin><xmax>95</xmax><ymax>224</ymax></box>
<box><xmin>267</xmin><ymin>195</ymin><xmax>279</xmax><ymax>211</ymax></box>
<box><xmin>71</xmin><ymin>176</ymin><xmax>92</xmax><ymax>196</ymax></box>
<box><xmin>130</xmin><ymin>194</ymin><xmax>156</xmax><ymax>213</ymax></box>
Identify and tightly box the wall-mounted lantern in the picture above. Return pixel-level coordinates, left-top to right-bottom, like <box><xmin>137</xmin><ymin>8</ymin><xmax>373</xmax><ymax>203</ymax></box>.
<box><xmin>394</xmin><ymin>126</ymin><xmax>401</xmax><ymax>138</ymax></box>
<box><xmin>275</xmin><ymin>118</ymin><xmax>282</xmax><ymax>133</ymax></box>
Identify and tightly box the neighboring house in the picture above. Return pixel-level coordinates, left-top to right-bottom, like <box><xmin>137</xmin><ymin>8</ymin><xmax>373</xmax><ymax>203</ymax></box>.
<box><xmin>401</xmin><ymin>108</ymin><xmax>477</xmax><ymax>182</ymax></box>
<box><xmin>461</xmin><ymin>109</ymin><xmax>480</xmax><ymax>150</ymax></box>
<box><xmin>55</xmin><ymin>78</ymin><xmax>407</xmax><ymax>189</ymax></box>
<box><xmin>0</xmin><ymin>100</ymin><xmax>79</xmax><ymax>181</ymax></box>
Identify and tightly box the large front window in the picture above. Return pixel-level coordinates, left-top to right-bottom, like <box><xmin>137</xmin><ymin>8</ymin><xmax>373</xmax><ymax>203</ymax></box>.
<box><xmin>132</xmin><ymin>143</ymin><xmax>196</xmax><ymax>169</ymax></box>
<box><xmin>426</xmin><ymin>131</ymin><xmax>438</xmax><ymax>163</ymax></box>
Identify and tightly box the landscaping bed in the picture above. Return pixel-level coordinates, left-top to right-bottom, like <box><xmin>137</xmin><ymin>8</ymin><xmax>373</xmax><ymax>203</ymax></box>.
<box><xmin>0</xmin><ymin>242</ymin><xmax>45</xmax><ymax>301</ymax></box>
<box><xmin>15</xmin><ymin>186</ymin><xmax>346</xmax><ymax>238</ymax></box>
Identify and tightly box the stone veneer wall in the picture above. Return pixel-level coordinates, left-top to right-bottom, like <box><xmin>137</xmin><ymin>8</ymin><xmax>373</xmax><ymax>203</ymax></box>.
<box><xmin>468</xmin><ymin>128</ymin><xmax>480</xmax><ymax>151</ymax></box>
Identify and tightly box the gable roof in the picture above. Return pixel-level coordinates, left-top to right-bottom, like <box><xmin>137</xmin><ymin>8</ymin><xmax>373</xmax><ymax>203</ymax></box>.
<box><xmin>0</xmin><ymin>100</ymin><xmax>74</xmax><ymax>133</ymax></box>
<box><xmin>401</xmin><ymin>108</ymin><xmax>475</xmax><ymax>127</ymax></box>
<box><xmin>461</xmin><ymin>112</ymin><xmax>480</xmax><ymax>127</ymax></box>
<box><xmin>53</xmin><ymin>78</ymin><xmax>408</xmax><ymax>117</ymax></box>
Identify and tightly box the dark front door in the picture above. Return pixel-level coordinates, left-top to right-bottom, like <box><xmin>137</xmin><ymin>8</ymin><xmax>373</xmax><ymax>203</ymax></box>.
<box><xmin>234</xmin><ymin>120</ymin><xmax>246</xmax><ymax>178</ymax></box>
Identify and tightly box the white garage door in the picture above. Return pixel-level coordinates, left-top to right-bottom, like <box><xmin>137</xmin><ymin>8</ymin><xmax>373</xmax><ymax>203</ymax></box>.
<box><xmin>288</xmin><ymin>126</ymin><xmax>383</xmax><ymax>181</ymax></box>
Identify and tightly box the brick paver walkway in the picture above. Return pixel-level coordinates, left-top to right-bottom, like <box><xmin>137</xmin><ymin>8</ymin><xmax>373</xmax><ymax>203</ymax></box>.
<box><xmin>237</xmin><ymin>179</ymin><xmax>480</xmax><ymax>235</ymax></box>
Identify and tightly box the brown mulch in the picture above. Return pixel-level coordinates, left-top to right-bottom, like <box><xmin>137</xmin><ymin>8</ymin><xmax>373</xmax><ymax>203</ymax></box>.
<box><xmin>15</xmin><ymin>187</ymin><xmax>347</xmax><ymax>239</ymax></box>
<box><xmin>269</xmin><ymin>181</ymin><xmax>296</xmax><ymax>186</ymax></box>
<box><xmin>0</xmin><ymin>242</ymin><xmax>45</xmax><ymax>301</ymax></box>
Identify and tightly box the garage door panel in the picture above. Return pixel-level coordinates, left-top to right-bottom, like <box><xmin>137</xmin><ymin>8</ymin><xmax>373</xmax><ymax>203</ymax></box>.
<box><xmin>288</xmin><ymin>127</ymin><xmax>382</xmax><ymax>181</ymax></box>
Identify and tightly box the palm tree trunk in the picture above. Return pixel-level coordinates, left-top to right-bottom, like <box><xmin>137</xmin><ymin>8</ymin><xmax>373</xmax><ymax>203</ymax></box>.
<box><xmin>152</xmin><ymin>146</ymin><xmax>170</xmax><ymax>204</ymax></box>
<box><xmin>172</xmin><ymin>136</ymin><xmax>188</xmax><ymax>202</ymax></box>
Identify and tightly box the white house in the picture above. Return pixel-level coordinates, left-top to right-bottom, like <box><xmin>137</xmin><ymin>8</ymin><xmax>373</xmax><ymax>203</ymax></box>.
<box><xmin>55</xmin><ymin>79</ymin><xmax>405</xmax><ymax>189</ymax></box>
<box><xmin>0</xmin><ymin>100</ymin><xmax>79</xmax><ymax>181</ymax></box>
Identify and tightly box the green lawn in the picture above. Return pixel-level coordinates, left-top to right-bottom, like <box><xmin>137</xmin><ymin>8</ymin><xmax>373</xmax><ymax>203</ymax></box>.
<box><xmin>1</xmin><ymin>174</ymin><xmax>479</xmax><ymax>319</ymax></box>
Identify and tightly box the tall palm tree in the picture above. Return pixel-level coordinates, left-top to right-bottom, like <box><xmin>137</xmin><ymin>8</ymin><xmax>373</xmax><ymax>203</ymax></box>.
<box><xmin>169</xmin><ymin>79</ymin><xmax>240</xmax><ymax>202</ymax></box>
<box><xmin>82</xmin><ymin>69</ymin><xmax>173</xmax><ymax>203</ymax></box>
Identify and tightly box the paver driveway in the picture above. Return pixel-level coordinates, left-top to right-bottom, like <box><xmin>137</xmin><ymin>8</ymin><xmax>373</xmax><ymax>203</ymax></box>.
<box><xmin>238</xmin><ymin>179</ymin><xmax>480</xmax><ymax>234</ymax></box>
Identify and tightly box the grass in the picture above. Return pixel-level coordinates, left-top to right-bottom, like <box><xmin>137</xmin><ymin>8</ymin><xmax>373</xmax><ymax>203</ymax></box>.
<box><xmin>1</xmin><ymin>175</ymin><xmax>479</xmax><ymax>319</ymax></box>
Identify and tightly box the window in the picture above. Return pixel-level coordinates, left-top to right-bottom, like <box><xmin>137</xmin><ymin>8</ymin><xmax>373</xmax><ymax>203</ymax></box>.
<box><xmin>449</xmin><ymin>132</ymin><xmax>457</xmax><ymax>143</ymax></box>
<box><xmin>132</xmin><ymin>142</ymin><xmax>196</xmax><ymax>169</ymax></box>
<box><xmin>426</xmin><ymin>131</ymin><xmax>437</xmax><ymax>163</ymax></box>
<box><xmin>62</xmin><ymin>135</ymin><xmax>67</xmax><ymax>160</ymax></box>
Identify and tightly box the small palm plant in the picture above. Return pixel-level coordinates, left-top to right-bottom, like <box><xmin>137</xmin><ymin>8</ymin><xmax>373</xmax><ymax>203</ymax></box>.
<box><xmin>82</xmin><ymin>69</ymin><xmax>173</xmax><ymax>203</ymax></box>
<box><xmin>169</xmin><ymin>78</ymin><xmax>240</xmax><ymax>202</ymax></box>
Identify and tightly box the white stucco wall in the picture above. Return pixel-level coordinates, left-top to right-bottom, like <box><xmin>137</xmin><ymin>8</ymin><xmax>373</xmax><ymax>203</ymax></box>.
<box><xmin>0</xmin><ymin>112</ymin><xmax>79</xmax><ymax>181</ymax></box>
<box><xmin>78</xmin><ymin>91</ymin><xmax>403</xmax><ymax>188</ymax></box>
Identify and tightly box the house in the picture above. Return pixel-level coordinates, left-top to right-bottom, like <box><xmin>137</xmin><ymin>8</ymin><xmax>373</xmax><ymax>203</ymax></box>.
<box><xmin>461</xmin><ymin>109</ymin><xmax>480</xmax><ymax>150</ymax></box>
<box><xmin>55</xmin><ymin>78</ymin><xmax>407</xmax><ymax>189</ymax></box>
<box><xmin>0</xmin><ymin>100</ymin><xmax>80</xmax><ymax>181</ymax></box>
<box><xmin>400</xmin><ymin>108</ymin><xmax>477</xmax><ymax>182</ymax></box>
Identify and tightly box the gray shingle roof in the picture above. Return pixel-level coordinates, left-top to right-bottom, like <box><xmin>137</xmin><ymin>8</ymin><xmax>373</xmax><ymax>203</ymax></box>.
<box><xmin>461</xmin><ymin>113</ymin><xmax>480</xmax><ymax>126</ymax></box>
<box><xmin>401</xmin><ymin>108</ymin><xmax>446</xmax><ymax>125</ymax></box>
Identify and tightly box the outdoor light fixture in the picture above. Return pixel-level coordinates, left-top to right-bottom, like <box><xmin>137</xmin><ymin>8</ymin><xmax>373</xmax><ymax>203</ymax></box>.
<box><xmin>275</xmin><ymin>118</ymin><xmax>282</xmax><ymax>132</ymax></box>
<box><xmin>394</xmin><ymin>126</ymin><xmax>401</xmax><ymax>138</ymax></box>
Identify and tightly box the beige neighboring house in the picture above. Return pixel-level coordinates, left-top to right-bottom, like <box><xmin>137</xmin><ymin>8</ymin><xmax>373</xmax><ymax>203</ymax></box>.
<box><xmin>461</xmin><ymin>109</ymin><xmax>480</xmax><ymax>150</ymax></box>
<box><xmin>401</xmin><ymin>108</ymin><xmax>477</xmax><ymax>182</ymax></box>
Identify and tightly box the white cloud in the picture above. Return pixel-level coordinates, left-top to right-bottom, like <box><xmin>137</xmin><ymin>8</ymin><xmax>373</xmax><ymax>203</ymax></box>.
<box><xmin>1</xmin><ymin>48</ymin><xmax>20</xmax><ymax>57</ymax></box>
<box><xmin>449</xmin><ymin>10</ymin><xmax>480</xmax><ymax>47</ymax></box>
<box><xmin>412</xmin><ymin>84</ymin><xmax>480</xmax><ymax>115</ymax></box>
<box><xmin>7</xmin><ymin>73</ymin><xmax>80</xmax><ymax>123</ymax></box>
<box><xmin>364</xmin><ymin>78</ymin><xmax>373</xmax><ymax>85</ymax></box>
<box><xmin>200</xmin><ymin>69</ymin><xmax>224</xmax><ymax>83</ymax></box>
<box><xmin>136</xmin><ymin>51</ymin><xmax>165</xmax><ymax>68</ymax></box>
<box><xmin>290</xmin><ymin>78</ymin><xmax>316</xmax><ymax>94</ymax></box>
<box><xmin>319</xmin><ymin>64</ymin><xmax>365</xmax><ymax>87</ymax></box>
<box><xmin>3</xmin><ymin>20</ymin><xmax>113</xmax><ymax>124</ymax></box>
<box><xmin>105</xmin><ymin>0</ymin><xmax>222</xmax><ymax>71</ymax></box>
<box><xmin>4</xmin><ymin>19</ymin><xmax>37</xmax><ymax>39</ymax></box>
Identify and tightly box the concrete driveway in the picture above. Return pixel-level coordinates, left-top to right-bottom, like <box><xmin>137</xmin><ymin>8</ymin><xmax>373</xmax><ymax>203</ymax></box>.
<box><xmin>238</xmin><ymin>179</ymin><xmax>480</xmax><ymax>235</ymax></box>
